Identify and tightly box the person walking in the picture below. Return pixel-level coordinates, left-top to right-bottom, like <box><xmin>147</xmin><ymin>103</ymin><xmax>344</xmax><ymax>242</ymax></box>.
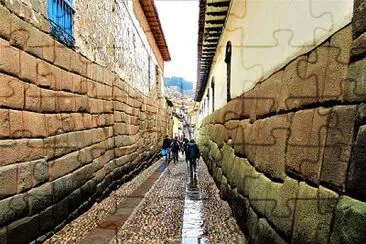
<box><xmin>183</xmin><ymin>138</ymin><xmax>189</xmax><ymax>165</ymax></box>
<box><xmin>186</xmin><ymin>139</ymin><xmax>200</xmax><ymax>175</ymax></box>
<box><xmin>162</xmin><ymin>135</ymin><xmax>172</xmax><ymax>162</ymax></box>
<box><xmin>171</xmin><ymin>136</ymin><xmax>180</xmax><ymax>163</ymax></box>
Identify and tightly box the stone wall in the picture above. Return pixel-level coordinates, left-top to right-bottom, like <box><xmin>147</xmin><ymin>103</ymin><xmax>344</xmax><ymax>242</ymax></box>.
<box><xmin>0</xmin><ymin>1</ymin><xmax>172</xmax><ymax>243</ymax></box>
<box><xmin>196</xmin><ymin>20</ymin><xmax>366</xmax><ymax>244</ymax></box>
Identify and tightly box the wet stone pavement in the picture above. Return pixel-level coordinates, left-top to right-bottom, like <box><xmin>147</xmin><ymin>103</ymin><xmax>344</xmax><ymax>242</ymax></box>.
<box><xmin>47</xmin><ymin>154</ymin><xmax>246</xmax><ymax>243</ymax></box>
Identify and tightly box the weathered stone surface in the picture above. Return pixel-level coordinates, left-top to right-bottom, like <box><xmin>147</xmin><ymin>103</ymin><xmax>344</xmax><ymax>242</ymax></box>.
<box><xmin>0</xmin><ymin>164</ymin><xmax>17</xmax><ymax>199</ymax></box>
<box><xmin>265</xmin><ymin>177</ymin><xmax>298</xmax><ymax>238</ymax></box>
<box><xmin>221</xmin><ymin>143</ymin><xmax>235</xmax><ymax>176</ymax></box>
<box><xmin>53</xmin><ymin>196</ymin><xmax>69</xmax><ymax>226</ymax></box>
<box><xmin>347</xmin><ymin>125</ymin><xmax>366</xmax><ymax>199</ymax></box>
<box><xmin>0</xmin><ymin>193</ymin><xmax>28</xmax><ymax>226</ymax></box>
<box><xmin>39</xmin><ymin>206</ymin><xmax>54</xmax><ymax>234</ymax></box>
<box><xmin>329</xmin><ymin>196</ymin><xmax>366</xmax><ymax>243</ymax></box>
<box><xmin>324</xmin><ymin>25</ymin><xmax>351</xmax><ymax>101</ymax></box>
<box><xmin>245</xmin><ymin>120</ymin><xmax>260</xmax><ymax>164</ymax></box>
<box><xmin>52</xmin><ymin>174</ymin><xmax>73</xmax><ymax>203</ymax></box>
<box><xmin>231</xmin><ymin>193</ymin><xmax>250</xmax><ymax>235</ymax></box>
<box><xmin>344</xmin><ymin>57</ymin><xmax>366</xmax><ymax>102</ymax></box>
<box><xmin>7</xmin><ymin>215</ymin><xmax>40</xmax><ymax>244</ymax></box>
<box><xmin>277</xmin><ymin>55</ymin><xmax>309</xmax><ymax>111</ymax></box>
<box><xmin>28</xmin><ymin>182</ymin><xmax>52</xmax><ymax>215</ymax></box>
<box><xmin>292</xmin><ymin>183</ymin><xmax>338</xmax><ymax>244</ymax></box>
<box><xmin>248</xmin><ymin>173</ymin><xmax>271</xmax><ymax>215</ymax></box>
<box><xmin>252</xmin><ymin>218</ymin><xmax>287</xmax><ymax>244</ymax></box>
<box><xmin>247</xmin><ymin>207</ymin><xmax>259</xmax><ymax>243</ymax></box>
<box><xmin>220</xmin><ymin>175</ymin><xmax>230</xmax><ymax>201</ymax></box>
<box><xmin>214</xmin><ymin>167</ymin><xmax>223</xmax><ymax>186</ymax></box>
<box><xmin>17</xmin><ymin>162</ymin><xmax>33</xmax><ymax>193</ymax></box>
<box><xmin>321</xmin><ymin>105</ymin><xmax>357</xmax><ymax>192</ymax></box>
<box><xmin>353</xmin><ymin>0</ymin><xmax>366</xmax><ymax>39</ymax></box>
<box><xmin>286</xmin><ymin>108</ymin><xmax>330</xmax><ymax>185</ymax></box>
<box><xmin>255</xmin><ymin>114</ymin><xmax>292</xmax><ymax>181</ymax></box>
<box><xmin>49</xmin><ymin>151</ymin><xmax>81</xmax><ymax>180</ymax></box>
<box><xmin>0</xmin><ymin>227</ymin><xmax>6</xmax><ymax>244</ymax></box>
<box><xmin>0</xmin><ymin>73</ymin><xmax>24</xmax><ymax>109</ymax></box>
<box><xmin>255</xmin><ymin>71</ymin><xmax>282</xmax><ymax>117</ymax></box>
<box><xmin>236</xmin><ymin>157</ymin><xmax>257</xmax><ymax>196</ymax></box>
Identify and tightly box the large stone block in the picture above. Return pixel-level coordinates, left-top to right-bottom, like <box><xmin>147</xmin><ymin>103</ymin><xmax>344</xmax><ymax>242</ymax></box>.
<box><xmin>0</xmin><ymin>193</ymin><xmax>28</xmax><ymax>226</ymax></box>
<box><xmin>32</xmin><ymin>159</ymin><xmax>48</xmax><ymax>186</ymax></box>
<box><xmin>278</xmin><ymin>55</ymin><xmax>309</xmax><ymax>111</ymax></box>
<box><xmin>39</xmin><ymin>206</ymin><xmax>54</xmax><ymax>234</ymax></box>
<box><xmin>28</xmin><ymin>182</ymin><xmax>52</xmax><ymax>215</ymax></box>
<box><xmin>347</xmin><ymin>125</ymin><xmax>366</xmax><ymax>199</ymax></box>
<box><xmin>52</xmin><ymin>174</ymin><xmax>73</xmax><ymax>203</ymax></box>
<box><xmin>221</xmin><ymin>143</ymin><xmax>235</xmax><ymax>176</ymax></box>
<box><xmin>248</xmin><ymin>173</ymin><xmax>271</xmax><ymax>216</ymax></box>
<box><xmin>22</xmin><ymin>111</ymin><xmax>46</xmax><ymax>137</ymax></box>
<box><xmin>292</xmin><ymin>183</ymin><xmax>338</xmax><ymax>244</ymax></box>
<box><xmin>0</xmin><ymin>139</ymin><xmax>44</xmax><ymax>166</ymax></box>
<box><xmin>245</xmin><ymin>120</ymin><xmax>260</xmax><ymax>164</ymax></box>
<box><xmin>234</xmin><ymin>157</ymin><xmax>255</xmax><ymax>196</ymax></box>
<box><xmin>10</xmin><ymin>14</ymin><xmax>42</xmax><ymax>57</ymax></box>
<box><xmin>0</xmin><ymin>164</ymin><xmax>17</xmax><ymax>199</ymax></box>
<box><xmin>0</xmin><ymin>109</ymin><xmax>9</xmax><ymax>138</ymax></box>
<box><xmin>329</xmin><ymin>196</ymin><xmax>366</xmax><ymax>243</ymax></box>
<box><xmin>255</xmin><ymin>113</ymin><xmax>292</xmax><ymax>181</ymax></box>
<box><xmin>0</xmin><ymin>73</ymin><xmax>24</xmax><ymax>109</ymax></box>
<box><xmin>255</xmin><ymin>71</ymin><xmax>283</xmax><ymax>117</ymax></box>
<box><xmin>0</xmin><ymin>5</ymin><xmax>11</xmax><ymax>39</ymax></box>
<box><xmin>323</xmin><ymin>25</ymin><xmax>352</xmax><ymax>101</ymax></box>
<box><xmin>0</xmin><ymin>39</ymin><xmax>20</xmax><ymax>76</ymax></box>
<box><xmin>17</xmin><ymin>162</ymin><xmax>33</xmax><ymax>193</ymax></box>
<box><xmin>353</xmin><ymin>0</ymin><xmax>366</xmax><ymax>39</ymax></box>
<box><xmin>344</xmin><ymin>57</ymin><xmax>366</xmax><ymax>102</ymax></box>
<box><xmin>49</xmin><ymin>151</ymin><xmax>81</xmax><ymax>180</ymax></box>
<box><xmin>54</xmin><ymin>41</ymin><xmax>71</xmax><ymax>70</ymax></box>
<box><xmin>24</xmin><ymin>83</ymin><xmax>41</xmax><ymax>112</ymax></box>
<box><xmin>265</xmin><ymin>177</ymin><xmax>298</xmax><ymax>238</ymax></box>
<box><xmin>320</xmin><ymin>105</ymin><xmax>357</xmax><ymax>191</ymax></box>
<box><xmin>7</xmin><ymin>215</ymin><xmax>40</xmax><ymax>244</ymax></box>
<box><xmin>286</xmin><ymin>108</ymin><xmax>330</xmax><ymax>185</ymax></box>
<box><xmin>252</xmin><ymin>218</ymin><xmax>287</xmax><ymax>244</ymax></box>
<box><xmin>0</xmin><ymin>227</ymin><xmax>6</xmax><ymax>244</ymax></box>
<box><xmin>40</xmin><ymin>88</ymin><xmax>57</xmax><ymax>112</ymax></box>
<box><xmin>231</xmin><ymin>193</ymin><xmax>250</xmax><ymax>235</ymax></box>
<box><xmin>9</xmin><ymin>109</ymin><xmax>22</xmax><ymax>138</ymax></box>
<box><xmin>20</xmin><ymin>50</ymin><xmax>37</xmax><ymax>84</ymax></box>
<box><xmin>247</xmin><ymin>207</ymin><xmax>258</xmax><ymax>243</ymax></box>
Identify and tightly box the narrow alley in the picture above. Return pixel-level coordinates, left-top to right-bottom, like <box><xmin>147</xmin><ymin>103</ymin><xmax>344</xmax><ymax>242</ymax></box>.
<box><xmin>45</xmin><ymin>154</ymin><xmax>245</xmax><ymax>243</ymax></box>
<box><xmin>1</xmin><ymin>0</ymin><xmax>366</xmax><ymax>243</ymax></box>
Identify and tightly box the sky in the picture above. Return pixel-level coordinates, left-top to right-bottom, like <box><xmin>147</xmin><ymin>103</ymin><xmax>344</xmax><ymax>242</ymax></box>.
<box><xmin>155</xmin><ymin>0</ymin><xmax>199</xmax><ymax>85</ymax></box>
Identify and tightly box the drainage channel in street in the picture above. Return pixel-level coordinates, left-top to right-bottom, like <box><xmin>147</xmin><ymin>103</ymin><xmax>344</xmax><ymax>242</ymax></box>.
<box><xmin>78</xmin><ymin>159</ymin><xmax>168</xmax><ymax>244</ymax></box>
<box><xmin>181</xmin><ymin>172</ymin><xmax>209</xmax><ymax>244</ymax></box>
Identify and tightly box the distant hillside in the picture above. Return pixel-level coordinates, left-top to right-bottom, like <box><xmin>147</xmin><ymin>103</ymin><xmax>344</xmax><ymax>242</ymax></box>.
<box><xmin>164</xmin><ymin>77</ymin><xmax>193</xmax><ymax>91</ymax></box>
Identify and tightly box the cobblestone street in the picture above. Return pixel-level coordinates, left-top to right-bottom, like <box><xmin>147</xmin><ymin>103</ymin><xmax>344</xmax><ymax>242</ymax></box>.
<box><xmin>46</xmin><ymin>154</ymin><xmax>245</xmax><ymax>243</ymax></box>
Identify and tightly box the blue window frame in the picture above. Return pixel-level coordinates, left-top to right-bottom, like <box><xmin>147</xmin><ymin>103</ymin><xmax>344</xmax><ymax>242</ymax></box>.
<box><xmin>48</xmin><ymin>0</ymin><xmax>75</xmax><ymax>48</ymax></box>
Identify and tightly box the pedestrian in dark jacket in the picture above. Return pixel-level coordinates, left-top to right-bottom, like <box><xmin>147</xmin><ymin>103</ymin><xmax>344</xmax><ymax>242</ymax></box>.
<box><xmin>186</xmin><ymin>139</ymin><xmax>200</xmax><ymax>175</ymax></box>
<box><xmin>162</xmin><ymin>135</ymin><xmax>171</xmax><ymax>162</ymax></box>
<box><xmin>171</xmin><ymin>137</ymin><xmax>180</xmax><ymax>163</ymax></box>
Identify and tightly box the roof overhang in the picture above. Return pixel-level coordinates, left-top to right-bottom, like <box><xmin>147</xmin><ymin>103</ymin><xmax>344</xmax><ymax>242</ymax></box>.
<box><xmin>195</xmin><ymin>0</ymin><xmax>231</xmax><ymax>101</ymax></box>
<box><xmin>140</xmin><ymin>0</ymin><xmax>171</xmax><ymax>61</ymax></box>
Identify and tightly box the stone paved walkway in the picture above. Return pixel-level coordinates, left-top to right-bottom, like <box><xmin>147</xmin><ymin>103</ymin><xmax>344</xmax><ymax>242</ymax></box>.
<box><xmin>46</xmin><ymin>154</ymin><xmax>246</xmax><ymax>243</ymax></box>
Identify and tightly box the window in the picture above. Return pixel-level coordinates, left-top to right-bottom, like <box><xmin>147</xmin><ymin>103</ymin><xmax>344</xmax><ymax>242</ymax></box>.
<box><xmin>225</xmin><ymin>41</ymin><xmax>232</xmax><ymax>102</ymax></box>
<box><xmin>48</xmin><ymin>0</ymin><xmax>75</xmax><ymax>47</ymax></box>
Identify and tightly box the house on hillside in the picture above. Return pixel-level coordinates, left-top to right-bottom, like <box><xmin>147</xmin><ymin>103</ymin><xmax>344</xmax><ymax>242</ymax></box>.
<box><xmin>0</xmin><ymin>0</ymin><xmax>172</xmax><ymax>242</ymax></box>
<box><xmin>195</xmin><ymin>0</ymin><xmax>366</xmax><ymax>243</ymax></box>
